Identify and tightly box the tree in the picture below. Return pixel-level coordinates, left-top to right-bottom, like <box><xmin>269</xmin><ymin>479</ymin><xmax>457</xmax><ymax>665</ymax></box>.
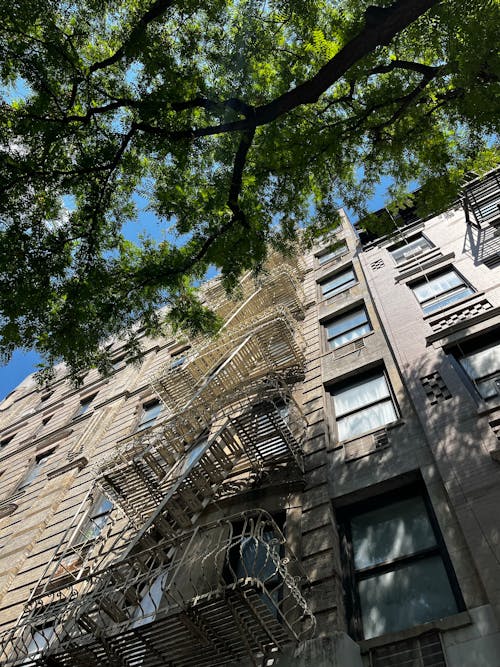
<box><xmin>0</xmin><ymin>0</ymin><xmax>498</xmax><ymax>379</ymax></box>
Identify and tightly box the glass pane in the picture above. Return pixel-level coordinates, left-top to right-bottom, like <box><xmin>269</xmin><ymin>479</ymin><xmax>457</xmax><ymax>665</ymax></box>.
<box><xmin>26</xmin><ymin>626</ymin><xmax>55</xmax><ymax>655</ymax></box>
<box><xmin>234</xmin><ymin>532</ymin><xmax>278</xmax><ymax>582</ymax></box>
<box><xmin>333</xmin><ymin>374</ymin><xmax>390</xmax><ymax>417</ymax></box>
<box><xmin>322</xmin><ymin>269</ymin><xmax>355</xmax><ymax>297</ymax></box>
<box><xmin>476</xmin><ymin>377</ymin><xmax>500</xmax><ymax>399</ymax></box>
<box><xmin>351</xmin><ymin>497</ymin><xmax>436</xmax><ymax>569</ymax></box>
<box><xmin>359</xmin><ymin>556</ymin><xmax>458</xmax><ymax>639</ymax></box>
<box><xmin>326</xmin><ymin>309</ymin><xmax>368</xmax><ymax>339</ymax></box>
<box><xmin>92</xmin><ymin>496</ymin><xmax>113</xmax><ymax>517</ymax></box>
<box><xmin>391</xmin><ymin>236</ymin><xmax>432</xmax><ymax>264</ymax></box>
<box><xmin>138</xmin><ymin>401</ymin><xmax>162</xmax><ymax>430</ymax></box>
<box><xmin>338</xmin><ymin>399</ymin><xmax>396</xmax><ymax>440</ymax></box>
<box><xmin>319</xmin><ymin>242</ymin><xmax>347</xmax><ymax>264</ymax></box>
<box><xmin>421</xmin><ymin>286</ymin><xmax>473</xmax><ymax>314</ymax></box>
<box><xmin>413</xmin><ymin>270</ymin><xmax>462</xmax><ymax>303</ymax></box>
<box><xmin>178</xmin><ymin>439</ymin><xmax>209</xmax><ymax>476</ymax></box>
<box><xmin>131</xmin><ymin>571</ymin><xmax>169</xmax><ymax>628</ymax></box>
<box><xmin>460</xmin><ymin>343</ymin><xmax>500</xmax><ymax>381</ymax></box>
<box><xmin>329</xmin><ymin>323</ymin><xmax>371</xmax><ymax>349</ymax></box>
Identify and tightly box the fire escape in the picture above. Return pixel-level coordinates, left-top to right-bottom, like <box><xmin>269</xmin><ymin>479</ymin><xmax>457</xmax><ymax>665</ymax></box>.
<box><xmin>0</xmin><ymin>256</ymin><xmax>316</xmax><ymax>666</ymax></box>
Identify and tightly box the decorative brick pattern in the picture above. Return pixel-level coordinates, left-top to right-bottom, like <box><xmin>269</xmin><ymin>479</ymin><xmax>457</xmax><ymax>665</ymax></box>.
<box><xmin>430</xmin><ymin>299</ymin><xmax>493</xmax><ymax>333</ymax></box>
<box><xmin>420</xmin><ymin>372</ymin><xmax>452</xmax><ymax>405</ymax></box>
<box><xmin>370</xmin><ymin>258</ymin><xmax>385</xmax><ymax>270</ymax></box>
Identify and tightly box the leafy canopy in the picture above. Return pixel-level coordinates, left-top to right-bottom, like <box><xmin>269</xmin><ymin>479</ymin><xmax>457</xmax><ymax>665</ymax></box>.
<box><xmin>0</xmin><ymin>0</ymin><xmax>498</xmax><ymax>379</ymax></box>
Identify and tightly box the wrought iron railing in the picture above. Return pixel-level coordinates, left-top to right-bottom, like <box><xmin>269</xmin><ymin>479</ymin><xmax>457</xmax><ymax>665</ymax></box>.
<box><xmin>0</xmin><ymin>511</ymin><xmax>315</xmax><ymax>667</ymax></box>
<box><xmin>95</xmin><ymin>385</ymin><xmax>306</xmax><ymax>531</ymax></box>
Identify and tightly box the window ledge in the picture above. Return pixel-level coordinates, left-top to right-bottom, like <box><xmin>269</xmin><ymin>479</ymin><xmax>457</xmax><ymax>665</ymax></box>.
<box><xmin>317</xmin><ymin>250</ymin><xmax>350</xmax><ymax>270</ymax></box>
<box><xmin>321</xmin><ymin>283</ymin><xmax>359</xmax><ymax>306</ymax></box>
<box><xmin>426</xmin><ymin>304</ymin><xmax>500</xmax><ymax>346</ymax></box>
<box><xmin>359</xmin><ymin>610</ymin><xmax>472</xmax><ymax>652</ymax></box>
<box><xmin>396</xmin><ymin>251</ymin><xmax>454</xmax><ymax>283</ymax></box>
<box><xmin>477</xmin><ymin>398</ymin><xmax>500</xmax><ymax>417</ymax></box>
<box><xmin>423</xmin><ymin>290</ymin><xmax>485</xmax><ymax>322</ymax></box>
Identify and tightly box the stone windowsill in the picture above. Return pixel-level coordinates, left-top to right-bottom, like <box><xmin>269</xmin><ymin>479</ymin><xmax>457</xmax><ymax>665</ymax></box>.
<box><xmin>359</xmin><ymin>610</ymin><xmax>472</xmax><ymax>652</ymax></box>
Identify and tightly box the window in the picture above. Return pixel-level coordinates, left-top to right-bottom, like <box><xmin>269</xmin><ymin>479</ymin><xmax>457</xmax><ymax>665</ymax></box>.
<box><xmin>320</xmin><ymin>266</ymin><xmax>357</xmax><ymax>299</ymax></box>
<box><xmin>455</xmin><ymin>334</ymin><xmax>500</xmax><ymax>400</ymax></box>
<box><xmin>76</xmin><ymin>495</ymin><xmax>113</xmax><ymax>542</ymax></box>
<box><xmin>136</xmin><ymin>400</ymin><xmax>162</xmax><ymax>431</ymax></box>
<box><xmin>111</xmin><ymin>354</ymin><xmax>126</xmax><ymax>371</ymax></box>
<box><xmin>325</xmin><ymin>306</ymin><xmax>372</xmax><ymax>350</ymax></box>
<box><xmin>18</xmin><ymin>449</ymin><xmax>55</xmax><ymax>490</ymax></box>
<box><xmin>130</xmin><ymin>571</ymin><xmax>169</xmax><ymax>628</ymax></box>
<box><xmin>389</xmin><ymin>234</ymin><xmax>433</xmax><ymax>265</ymax></box>
<box><xmin>74</xmin><ymin>394</ymin><xmax>96</xmax><ymax>418</ymax></box>
<box><xmin>331</xmin><ymin>370</ymin><xmax>398</xmax><ymax>441</ymax></box>
<box><xmin>412</xmin><ymin>269</ymin><xmax>474</xmax><ymax>314</ymax></box>
<box><xmin>0</xmin><ymin>434</ymin><xmax>15</xmax><ymax>449</ymax></box>
<box><xmin>318</xmin><ymin>241</ymin><xmax>348</xmax><ymax>265</ymax></box>
<box><xmin>37</xmin><ymin>391</ymin><xmax>54</xmax><ymax>409</ymax></box>
<box><xmin>23</xmin><ymin>623</ymin><xmax>56</xmax><ymax>661</ymax></box>
<box><xmin>225</xmin><ymin>515</ymin><xmax>285</xmax><ymax>618</ymax></box>
<box><xmin>340</xmin><ymin>487</ymin><xmax>462</xmax><ymax>640</ymax></box>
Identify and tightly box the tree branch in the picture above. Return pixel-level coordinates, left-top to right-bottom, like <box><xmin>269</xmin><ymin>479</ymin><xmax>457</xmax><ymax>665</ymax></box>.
<box><xmin>133</xmin><ymin>0</ymin><xmax>441</xmax><ymax>139</ymax></box>
<box><xmin>368</xmin><ymin>59</ymin><xmax>445</xmax><ymax>77</ymax></box>
<box><xmin>88</xmin><ymin>0</ymin><xmax>177</xmax><ymax>73</ymax></box>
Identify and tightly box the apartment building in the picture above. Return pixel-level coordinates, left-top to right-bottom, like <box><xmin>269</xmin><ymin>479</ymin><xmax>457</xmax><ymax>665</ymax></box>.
<box><xmin>0</xmin><ymin>169</ymin><xmax>498</xmax><ymax>667</ymax></box>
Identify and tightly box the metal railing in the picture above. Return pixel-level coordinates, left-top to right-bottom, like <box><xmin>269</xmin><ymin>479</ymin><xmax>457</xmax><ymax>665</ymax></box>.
<box><xmin>1</xmin><ymin>511</ymin><xmax>315</xmax><ymax>667</ymax></box>
<box><xmin>95</xmin><ymin>384</ymin><xmax>306</xmax><ymax>531</ymax></box>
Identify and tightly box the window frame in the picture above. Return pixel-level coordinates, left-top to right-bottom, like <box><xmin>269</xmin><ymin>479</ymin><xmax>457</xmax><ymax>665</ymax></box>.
<box><xmin>136</xmin><ymin>398</ymin><xmax>163</xmax><ymax>432</ymax></box>
<box><xmin>324</xmin><ymin>305</ymin><xmax>372</xmax><ymax>351</ymax></box>
<box><xmin>338</xmin><ymin>483</ymin><xmax>464</xmax><ymax>641</ymax></box>
<box><xmin>388</xmin><ymin>233</ymin><xmax>434</xmax><ymax>266</ymax></box>
<box><xmin>74</xmin><ymin>494</ymin><xmax>113</xmax><ymax>544</ymax></box>
<box><xmin>73</xmin><ymin>393</ymin><xmax>97</xmax><ymax>419</ymax></box>
<box><xmin>450</xmin><ymin>330</ymin><xmax>500</xmax><ymax>402</ymax></box>
<box><xmin>319</xmin><ymin>265</ymin><xmax>357</xmax><ymax>301</ymax></box>
<box><xmin>330</xmin><ymin>368</ymin><xmax>399</xmax><ymax>442</ymax></box>
<box><xmin>17</xmin><ymin>448</ymin><xmax>55</xmax><ymax>491</ymax></box>
<box><xmin>410</xmin><ymin>267</ymin><xmax>474</xmax><ymax>315</ymax></box>
<box><xmin>316</xmin><ymin>240</ymin><xmax>349</xmax><ymax>266</ymax></box>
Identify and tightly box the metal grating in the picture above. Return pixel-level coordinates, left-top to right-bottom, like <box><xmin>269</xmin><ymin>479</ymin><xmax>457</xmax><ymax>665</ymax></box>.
<box><xmin>370</xmin><ymin>631</ymin><xmax>447</xmax><ymax>667</ymax></box>
<box><xmin>1</xmin><ymin>512</ymin><xmax>315</xmax><ymax>667</ymax></box>
<box><xmin>465</xmin><ymin>168</ymin><xmax>500</xmax><ymax>227</ymax></box>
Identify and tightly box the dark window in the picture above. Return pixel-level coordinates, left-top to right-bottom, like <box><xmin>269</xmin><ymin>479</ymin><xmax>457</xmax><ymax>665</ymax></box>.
<box><xmin>325</xmin><ymin>306</ymin><xmax>372</xmax><ymax>350</ymax></box>
<box><xmin>331</xmin><ymin>370</ymin><xmax>398</xmax><ymax>441</ymax></box>
<box><xmin>454</xmin><ymin>331</ymin><xmax>500</xmax><ymax>400</ymax></box>
<box><xmin>0</xmin><ymin>434</ymin><xmax>15</xmax><ymax>449</ymax></box>
<box><xmin>339</xmin><ymin>486</ymin><xmax>463</xmax><ymax>640</ymax></box>
<box><xmin>320</xmin><ymin>267</ymin><xmax>357</xmax><ymax>299</ymax></box>
<box><xmin>137</xmin><ymin>400</ymin><xmax>162</xmax><ymax>431</ymax></box>
<box><xmin>225</xmin><ymin>515</ymin><xmax>285</xmax><ymax>618</ymax></box>
<box><xmin>74</xmin><ymin>394</ymin><xmax>96</xmax><ymax>418</ymax></box>
<box><xmin>318</xmin><ymin>241</ymin><xmax>348</xmax><ymax>265</ymax></box>
<box><xmin>389</xmin><ymin>234</ymin><xmax>433</xmax><ymax>265</ymax></box>
<box><xmin>412</xmin><ymin>269</ymin><xmax>474</xmax><ymax>314</ymax></box>
<box><xmin>18</xmin><ymin>449</ymin><xmax>55</xmax><ymax>490</ymax></box>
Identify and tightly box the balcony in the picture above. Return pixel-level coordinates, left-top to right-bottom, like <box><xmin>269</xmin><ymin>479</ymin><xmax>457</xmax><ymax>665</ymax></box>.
<box><xmin>1</xmin><ymin>511</ymin><xmax>315</xmax><ymax>667</ymax></box>
<box><xmin>96</xmin><ymin>385</ymin><xmax>306</xmax><ymax>535</ymax></box>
